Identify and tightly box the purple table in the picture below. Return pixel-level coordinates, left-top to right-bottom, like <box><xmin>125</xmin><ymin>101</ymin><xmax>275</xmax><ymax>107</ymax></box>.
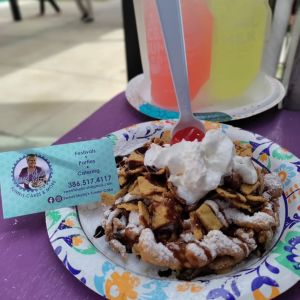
<box><xmin>1</xmin><ymin>92</ymin><xmax>299</xmax><ymax>299</ymax></box>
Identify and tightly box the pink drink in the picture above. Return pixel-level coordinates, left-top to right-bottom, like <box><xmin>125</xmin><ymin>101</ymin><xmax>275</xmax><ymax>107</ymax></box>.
<box><xmin>144</xmin><ymin>0</ymin><xmax>213</xmax><ymax>109</ymax></box>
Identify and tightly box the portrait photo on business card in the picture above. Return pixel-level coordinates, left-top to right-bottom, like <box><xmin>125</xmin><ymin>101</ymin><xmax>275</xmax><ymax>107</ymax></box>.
<box><xmin>13</xmin><ymin>154</ymin><xmax>52</xmax><ymax>190</ymax></box>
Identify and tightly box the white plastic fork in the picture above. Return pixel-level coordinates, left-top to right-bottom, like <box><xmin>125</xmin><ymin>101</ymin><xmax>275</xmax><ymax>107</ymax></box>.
<box><xmin>156</xmin><ymin>0</ymin><xmax>206</xmax><ymax>144</ymax></box>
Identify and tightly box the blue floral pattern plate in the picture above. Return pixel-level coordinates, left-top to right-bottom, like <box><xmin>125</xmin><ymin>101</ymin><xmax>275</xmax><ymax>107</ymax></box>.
<box><xmin>46</xmin><ymin>120</ymin><xmax>299</xmax><ymax>300</ymax></box>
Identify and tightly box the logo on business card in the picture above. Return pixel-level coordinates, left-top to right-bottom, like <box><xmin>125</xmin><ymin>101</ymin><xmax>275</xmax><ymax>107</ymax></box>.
<box><xmin>12</xmin><ymin>154</ymin><xmax>52</xmax><ymax>191</ymax></box>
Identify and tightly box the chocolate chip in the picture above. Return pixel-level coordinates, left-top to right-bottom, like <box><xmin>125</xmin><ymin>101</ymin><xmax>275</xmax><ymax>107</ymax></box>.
<box><xmin>154</xmin><ymin>228</ymin><xmax>173</xmax><ymax>243</ymax></box>
<box><xmin>112</xmin><ymin>232</ymin><xmax>125</xmax><ymax>241</ymax></box>
<box><xmin>135</xmin><ymin>144</ymin><xmax>150</xmax><ymax>155</ymax></box>
<box><xmin>93</xmin><ymin>226</ymin><xmax>105</xmax><ymax>239</ymax></box>
<box><xmin>115</xmin><ymin>156</ymin><xmax>127</xmax><ymax>167</ymax></box>
<box><xmin>182</xmin><ymin>208</ymin><xmax>190</xmax><ymax>220</ymax></box>
<box><xmin>267</xmin><ymin>188</ymin><xmax>282</xmax><ymax>198</ymax></box>
<box><xmin>128</xmin><ymin>160</ymin><xmax>143</xmax><ymax>169</ymax></box>
<box><xmin>125</xmin><ymin>244</ymin><xmax>132</xmax><ymax>253</ymax></box>
<box><xmin>145</xmin><ymin>166</ymin><xmax>158</xmax><ymax>173</ymax></box>
<box><xmin>224</xmin><ymin>173</ymin><xmax>242</xmax><ymax>190</ymax></box>
<box><xmin>155</xmin><ymin>223</ymin><xmax>181</xmax><ymax>243</ymax></box>
<box><xmin>158</xmin><ymin>269</ymin><xmax>172</xmax><ymax>277</ymax></box>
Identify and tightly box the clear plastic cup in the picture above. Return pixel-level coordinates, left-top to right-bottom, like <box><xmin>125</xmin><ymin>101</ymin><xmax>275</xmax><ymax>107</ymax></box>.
<box><xmin>133</xmin><ymin>0</ymin><xmax>275</xmax><ymax>111</ymax></box>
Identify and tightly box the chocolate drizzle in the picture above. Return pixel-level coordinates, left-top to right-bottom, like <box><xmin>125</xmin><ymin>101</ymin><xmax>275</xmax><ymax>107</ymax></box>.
<box><xmin>100</xmin><ymin>136</ymin><xmax>282</xmax><ymax>280</ymax></box>
<box><xmin>93</xmin><ymin>226</ymin><xmax>105</xmax><ymax>239</ymax></box>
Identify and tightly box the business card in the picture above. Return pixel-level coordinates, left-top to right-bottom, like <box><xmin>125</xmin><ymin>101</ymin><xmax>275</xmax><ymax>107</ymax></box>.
<box><xmin>0</xmin><ymin>138</ymin><xmax>119</xmax><ymax>218</ymax></box>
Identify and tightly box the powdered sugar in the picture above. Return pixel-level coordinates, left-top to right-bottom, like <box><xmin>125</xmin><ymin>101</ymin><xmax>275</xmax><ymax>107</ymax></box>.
<box><xmin>120</xmin><ymin>215</ymin><xmax>127</xmax><ymax>226</ymax></box>
<box><xmin>109</xmin><ymin>239</ymin><xmax>126</xmax><ymax>257</ymax></box>
<box><xmin>106</xmin><ymin>208</ymin><xmax>121</xmax><ymax>225</ymax></box>
<box><xmin>126</xmin><ymin>224</ymin><xmax>142</xmax><ymax>235</ymax></box>
<box><xmin>205</xmin><ymin>200</ymin><xmax>228</xmax><ymax>227</ymax></box>
<box><xmin>113</xmin><ymin>218</ymin><xmax>125</xmax><ymax>232</ymax></box>
<box><xmin>264</xmin><ymin>172</ymin><xmax>283</xmax><ymax>190</ymax></box>
<box><xmin>104</xmin><ymin>209</ymin><xmax>112</xmax><ymax>218</ymax></box>
<box><xmin>139</xmin><ymin>229</ymin><xmax>178</xmax><ymax>263</ymax></box>
<box><xmin>115</xmin><ymin>198</ymin><xmax>122</xmax><ymax>204</ymax></box>
<box><xmin>233</xmin><ymin>237</ymin><xmax>250</xmax><ymax>256</ymax></box>
<box><xmin>115</xmin><ymin>193</ymin><xmax>141</xmax><ymax>205</ymax></box>
<box><xmin>186</xmin><ymin>243</ymin><xmax>207</xmax><ymax>263</ymax></box>
<box><xmin>202</xmin><ymin>230</ymin><xmax>242</xmax><ymax>257</ymax></box>
<box><xmin>264</xmin><ymin>202</ymin><xmax>273</xmax><ymax>211</ymax></box>
<box><xmin>128</xmin><ymin>211</ymin><xmax>140</xmax><ymax>226</ymax></box>
<box><xmin>213</xmin><ymin>200</ymin><xmax>276</xmax><ymax>230</ymax></box>
<box><xmin>262</xmin><ymin>191</ymin><xmax>272</xmax><ymax>200</ymax></box>
<box><xmin>124</xmin><ymin>193</ymin><xmax>142</xmax><ymax>202</ymax></box>
<box><xmin>224</xmin><ymin>208</ymin><xmax>275</xmax><ymax>230</ymax></box>
<box><xmin>180</xmin><ymin>232</ymin><xmax>195</xmax><ymax>243</ymax></box>
<box><xmin>235</xmin><ymin>228</ymin><xmax>257</xmax><ymax>251</ymax></box>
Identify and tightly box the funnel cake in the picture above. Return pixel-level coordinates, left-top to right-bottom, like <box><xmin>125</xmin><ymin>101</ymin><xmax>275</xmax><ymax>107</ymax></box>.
<box><xmin>100</xmin><ymin>131</ymin><xmax>282</xmax><ymax>280</ymax></box>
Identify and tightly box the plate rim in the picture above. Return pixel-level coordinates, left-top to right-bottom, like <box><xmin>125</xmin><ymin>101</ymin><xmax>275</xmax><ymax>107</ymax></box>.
<box><xmin>125</xmin><ymin>74</ymin><xmax>286</xmax><ymax>122</ymax></box>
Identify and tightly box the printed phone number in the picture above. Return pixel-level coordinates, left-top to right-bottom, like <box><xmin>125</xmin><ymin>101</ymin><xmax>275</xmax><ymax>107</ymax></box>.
<box><xmin>67</xmin><ymin>175</ymin><xmax>112</xmax><ymax>188</ymax></box>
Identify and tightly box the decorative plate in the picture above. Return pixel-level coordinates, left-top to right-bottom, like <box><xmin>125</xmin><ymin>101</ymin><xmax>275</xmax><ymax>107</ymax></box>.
<box><xmin>46</xmin><ymin>120</ymin><xmax>299</xmax><ymax>300</ymax></box>
<box><xmin>125</xmin><ymin>74</ymin><xmax>286</xmax><ymax>122</ymax></box>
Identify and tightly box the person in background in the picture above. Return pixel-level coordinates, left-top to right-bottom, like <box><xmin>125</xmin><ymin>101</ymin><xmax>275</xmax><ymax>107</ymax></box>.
<box><xmin>74</xmin><ymin>0</ymin><xmax>94</xmax><ymax>23</ymax></box>
<box><xmin>39</xmin><ymin>0</ymin><xmax>61</xmax><ymax>15</ymax></box>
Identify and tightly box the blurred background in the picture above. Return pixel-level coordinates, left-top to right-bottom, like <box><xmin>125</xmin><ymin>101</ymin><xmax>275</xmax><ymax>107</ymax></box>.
<box><xmin>0</xmin><ymin>0</ymin><xmax>126</xmax><ymax>151</ymax></box>
<box><xmin>0</xmin><ymin>0</ymin><xmax>299</xmax><ymax>152</ymax></box>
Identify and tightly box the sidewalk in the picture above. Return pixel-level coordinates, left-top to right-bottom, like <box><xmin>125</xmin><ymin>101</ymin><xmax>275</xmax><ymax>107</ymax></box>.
<box><xmin>0</xmin><ymin>0</ymin><xmax>126</xmax><ymax>151</ymax></box>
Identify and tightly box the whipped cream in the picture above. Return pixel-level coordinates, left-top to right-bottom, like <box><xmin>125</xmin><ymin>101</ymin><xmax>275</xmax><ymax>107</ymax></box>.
<box><xmin>233</xmin><ymin>156</ymin><xmax>257</xmax><ymax>185</ymax></box>
<box><xmin>144</xmin><ymin>129</ymin><xmax>257</xmax><ymax>205</ymax></box>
